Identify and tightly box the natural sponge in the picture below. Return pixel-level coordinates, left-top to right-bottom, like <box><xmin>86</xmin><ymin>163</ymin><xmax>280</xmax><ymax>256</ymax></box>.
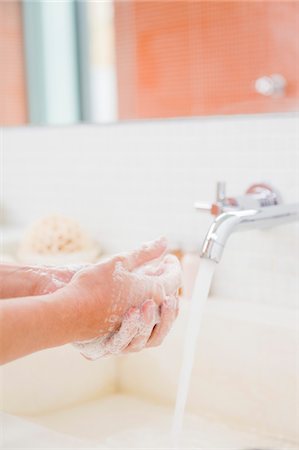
<box><xmin>18</xmin><ymin>214</ymin><xmax>100</xmax><ymax>264</ymax></box>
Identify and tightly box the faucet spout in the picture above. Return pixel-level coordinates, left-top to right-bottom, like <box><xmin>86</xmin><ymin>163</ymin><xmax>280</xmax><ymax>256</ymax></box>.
<box><xmin>200</xmin><ymin>203</ymin><xmax>299</xmax><ymax>263</ymax></box>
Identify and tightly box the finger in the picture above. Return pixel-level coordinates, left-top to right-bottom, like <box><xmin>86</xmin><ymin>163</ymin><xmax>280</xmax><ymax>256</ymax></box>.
<box><xmin>123</xmin><ymin>300</ymin><xmax>159</xmax><ymax>353</ymax></box>
<box><xmin>141</xmin><ymin>254</ymin><xmax>182</xmax><ymax>299</ymax></box>
<box><xmin>125</xmin><ymin>237</ymin><xmax>168</xmax><ymax>271</ymax></box>
<box><xmin>157</xmin><ymin>254</ymin><xmax>182</xmax><ymax>294</ymax></box>
<box><xmin>147</xmin><ymin>296</ymin><xmax>179</xmax><ymax>348</ymax></box>
<box><xmin>139</xmin><ymin>260</ymin><xmax>165</xmax><ymax>277</ymax></box>
<box><xmin>126</xmin><ymin>254</ymin><xmax>181</xmax><ymax>309</ymax></box>
<box><xmin>107</xmin><ymin>307</ymin><xmax>141</xmax><ymax>354</ymax></box>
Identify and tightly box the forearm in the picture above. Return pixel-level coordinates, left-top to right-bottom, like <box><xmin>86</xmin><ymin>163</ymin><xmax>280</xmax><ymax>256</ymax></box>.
<box><xmin>0</xmin><ymin>291</ymin><xmax>78</xmax><ymax>364</ymax></box>
<box><xmin>0</xmin><ymin>265</ymin><xmax>40</xmax><ymax>299</ymax></box>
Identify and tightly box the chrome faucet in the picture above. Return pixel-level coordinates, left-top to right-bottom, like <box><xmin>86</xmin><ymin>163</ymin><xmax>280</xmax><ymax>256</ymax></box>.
<box><xmin>195</xmin><ymin>182</ymin><xmax>299</xmax><ymax>263</ymax></box>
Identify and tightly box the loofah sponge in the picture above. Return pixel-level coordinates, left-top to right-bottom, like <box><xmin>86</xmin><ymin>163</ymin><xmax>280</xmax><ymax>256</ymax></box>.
<box><xmin>18</xmin><ymin>214</ymin><xmax>100</xmax><ymax>264</ymax></box>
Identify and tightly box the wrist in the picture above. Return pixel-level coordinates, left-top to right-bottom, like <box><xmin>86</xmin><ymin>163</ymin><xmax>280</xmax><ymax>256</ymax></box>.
<box><xmin>47</xmin><ymin>288</ymin><xmax>81</xmax><ymax>344</ymax></box>
<box><xmin>50</xmin><ymin>284</ymin><xmax>112</xmax><ymax>343</ymax></box>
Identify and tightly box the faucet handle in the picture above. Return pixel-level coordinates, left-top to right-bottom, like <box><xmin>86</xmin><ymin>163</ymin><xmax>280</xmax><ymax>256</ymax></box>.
<box><xmin>194</xmin><ymin>181</ymin><xmax>228</xmax><ymax>216</ymax></box>
<box><xmin>195</xmin><ymin>181</ymin><xmax>283</xmax><ymax>219</ymax></box>
<box><xmin>216</xmin><ymin>181</ymin><xmax>226</xmax><ymax>202</ymax></box>
<box><xmin>194</xmin><ymin>201</ymin><xmax>223</xmax><ymax>215</ymax></box>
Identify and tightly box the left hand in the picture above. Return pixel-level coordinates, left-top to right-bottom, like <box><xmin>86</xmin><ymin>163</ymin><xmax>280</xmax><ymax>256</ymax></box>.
<box><xmin>0</xmin><ymin>264</ymin><xmax>82</xmax><ymax>299</ymax></box>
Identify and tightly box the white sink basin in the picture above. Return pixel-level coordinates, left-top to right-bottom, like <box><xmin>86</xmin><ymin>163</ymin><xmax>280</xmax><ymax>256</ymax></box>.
<box><xmin>3</xmin><ymin>395</ymin><xmax>297</xmax><ymax>449</ymax></box>
<box><xmin>1</xmin><ymin>298</ymin><xmax>298</xmax><ymax>448</ymax></box>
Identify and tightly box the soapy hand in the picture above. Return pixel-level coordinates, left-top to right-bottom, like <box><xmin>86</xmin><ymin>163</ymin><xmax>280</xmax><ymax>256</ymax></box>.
<box><xmin>62</xmin><ymin>237</ymin><xmax>181</xmax><ymax>358</ymax></box>
<box><xmin>0</xmin><ymin>264</ymin><xmax>80</xmax><ymax>299</ymax></box>
<box><xmin>30</xmin><ymin>265</ymin><xmax>80</xmax><ymax>295</ymax></box>
<box><xmin>0</xmin><ymin>238</ymin><xmax>181</xmax><ymax>364</ymax></box>
<box><xmin>73</xmin><ymin>294</ymin><xmax>179</xmax><ymax>359</ymax></box>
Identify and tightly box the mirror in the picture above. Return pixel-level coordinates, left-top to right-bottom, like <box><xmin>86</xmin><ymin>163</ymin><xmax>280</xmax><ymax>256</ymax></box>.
<box><xmin>1</xmin><ymin>1</ymin><xmax>299</xmax><ymax>126</ymax></box>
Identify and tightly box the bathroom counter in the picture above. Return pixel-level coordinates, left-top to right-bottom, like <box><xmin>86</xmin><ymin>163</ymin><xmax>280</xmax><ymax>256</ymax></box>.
<box><xmin>4</xmin><ymin>394</ymin><xmax>296</xmax><ymax>449</ymax></box>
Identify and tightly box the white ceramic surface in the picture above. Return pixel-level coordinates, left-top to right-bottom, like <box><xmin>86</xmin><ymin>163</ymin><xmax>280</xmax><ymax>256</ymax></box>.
<box><xmin>23</xmin><ymin>395</ymin><xmax>298</xmax><ymax>449</ymax></box>
<box><xmin>1</xmin><ymin>298</ymin><xmax>298</xmax><ymax>445</ymax></box>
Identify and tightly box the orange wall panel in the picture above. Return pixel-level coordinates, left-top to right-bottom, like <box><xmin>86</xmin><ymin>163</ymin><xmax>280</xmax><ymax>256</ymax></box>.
<box><xmin>0</xmin><ymin>1</ymin><xmax>28</xmax><ymax>125</ymax></box>
<box><xmin>115</xmin><ymin>1</ymin><xmax>299</xmax><ymax>120</ymax></box>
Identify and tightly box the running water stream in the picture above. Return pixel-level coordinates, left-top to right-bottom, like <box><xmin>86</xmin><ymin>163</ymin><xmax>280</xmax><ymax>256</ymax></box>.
<box><xmin>171</xmin><ymin>258</ymin><xmax>217</xmax><ymax>448</ymax></box>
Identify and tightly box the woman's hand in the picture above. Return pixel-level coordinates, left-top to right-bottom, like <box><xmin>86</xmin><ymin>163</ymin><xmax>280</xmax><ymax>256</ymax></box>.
<box><xmin>30</xmin><ymin>265</ymin><xmax>81</xmax><ymax>295</ymax></box>
<box><xmin>57</xmin><ymin>237</ymin><xmax>182</xmax><ymax>358</ymax></box>
<box><xmin>0</xmin><ymin>238</ymin><xmax>181</xmax><ymax>364</ymax></box>
<box><xmin>0</xmin><ymin>264</ymin><xmax>79</xmax><ymax>299</ymax></box>
<box><xmin>74</xmin><ymin>295</ymin><xmax>179</xmax><ymax>360</ymax></box>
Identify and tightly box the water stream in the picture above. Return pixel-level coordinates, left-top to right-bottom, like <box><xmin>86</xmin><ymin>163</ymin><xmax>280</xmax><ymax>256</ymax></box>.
<box><xmin>171</xmin><ymin>258</ymin><xmax>217</xmax><ymax>448</ymax></box>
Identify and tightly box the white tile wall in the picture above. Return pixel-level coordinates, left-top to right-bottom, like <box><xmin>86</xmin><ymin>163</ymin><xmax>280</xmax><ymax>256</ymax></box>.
<box><xmin>1</xmin><ymin>113</ymin><xmax>299</xmax><ymax>308</ymax></box>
